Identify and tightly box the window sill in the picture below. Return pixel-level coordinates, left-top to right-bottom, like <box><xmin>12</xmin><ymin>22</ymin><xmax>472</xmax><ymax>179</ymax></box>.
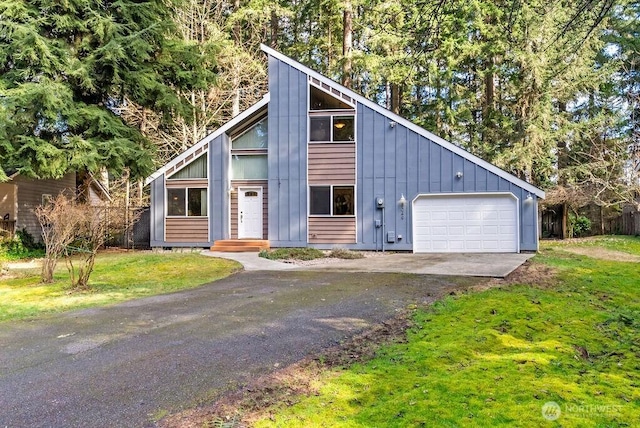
<box><xmin>308</xmin><ymin>215</ymin><xmax>356</xmax><ymax>218</ymax></box>
<box><xmin>309</xmin><ymin>140</ymin><xmax>355</xmax><ymax>144</ymax></box>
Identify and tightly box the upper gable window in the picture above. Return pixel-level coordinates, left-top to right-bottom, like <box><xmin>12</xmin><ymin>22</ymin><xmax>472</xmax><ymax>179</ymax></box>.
<box><xmin>168</xmin><ymin>154</ymin><xmax>207</xmax><ymax>179</ymax></box>
<box><xmin>232</xmin><ymin>117</ymin><xmax>268</xmax><ymax>149</ymax></box>
<box><xmin>310</xmin><ymin>85</ymin><xmax>353</xmax><ymax>111</ymax></box>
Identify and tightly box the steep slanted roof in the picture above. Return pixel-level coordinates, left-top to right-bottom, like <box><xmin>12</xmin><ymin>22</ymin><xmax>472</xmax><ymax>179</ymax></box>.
<box><xmin>260</xmin><ymin>44</ymin><xmax>545</xmax><ymax>199</ymax></box>
<box><xmin>145</xmin><ymin>94</ymin><xmax>270</xmax><ymax>186</ymax></box>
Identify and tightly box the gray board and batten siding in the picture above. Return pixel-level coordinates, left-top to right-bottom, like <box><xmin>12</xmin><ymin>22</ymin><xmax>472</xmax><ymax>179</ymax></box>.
<box><xmin>267</xmin><ymin>54</ymin><xmax>308</xmax><ymax>247</ymax></box>
<box><xmin>265</xmin><ymin>50</ymin><xmax>540</xmax><ymax>251</ymax></box>
<box><xmin>147</xmin><ymin>46</ymin><xmax>543</xmax><ymax>251</ymax></box>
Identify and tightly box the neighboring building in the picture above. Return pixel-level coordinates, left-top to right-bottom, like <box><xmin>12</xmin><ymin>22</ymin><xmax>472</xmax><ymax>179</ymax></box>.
<box><xmin>0</xmin><ymin>171</ymin><xmax>110</xmax><ymax>242</ymax></box>
<box><xmin>145</xmin><ymin>45</ymin><xmax>545</xmax><ymax>253</ymax></box>
<box><xmin>0</xmin><ymin>172</ymin><xmax>76</xmax><ymax>240</ymax></box>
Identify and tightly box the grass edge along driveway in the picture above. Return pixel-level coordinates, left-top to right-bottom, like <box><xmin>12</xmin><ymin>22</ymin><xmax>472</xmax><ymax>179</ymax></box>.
<box><xmin>0</xmin><ymin>252</ymin><xmax>242</xmax><ymax>322</ymax></box>
<box><xmin>208</xmin><ymin>237</ymin><xmax>639</xmax><ymax>428</ymax></box>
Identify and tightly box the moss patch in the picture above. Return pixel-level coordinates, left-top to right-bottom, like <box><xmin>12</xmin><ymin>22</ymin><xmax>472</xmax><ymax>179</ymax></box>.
<box><xmin>247</xmin><ymin>238</ymin><xmax>640</xmax><ymax>427</ymax></box>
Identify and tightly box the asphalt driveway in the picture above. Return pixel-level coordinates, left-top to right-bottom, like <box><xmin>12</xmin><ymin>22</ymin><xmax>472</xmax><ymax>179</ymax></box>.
<box><xmin>0</xmin><ymin>270</ymin><xmax>481</xmax><ymax>428</ymax></box>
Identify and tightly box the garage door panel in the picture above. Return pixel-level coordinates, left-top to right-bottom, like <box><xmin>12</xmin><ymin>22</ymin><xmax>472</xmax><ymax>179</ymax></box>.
<box><xmin>413</xmin><ymin>194</ymin><xmax>518</xmax><ymax>253</ymax></box>
<box><xmin>482</xmin><ymin>225</ymin><xmax>498</xmax><ymax>235</ymax></box>
<box><xmin>432</xmin><ymin>211</ymin><xmax>448</xmax><ymax>221</ymax></box>
<box><xmin>449</xmin><ymin>211</ymin><xmax>465</xmax><ymax>221</ymax></box>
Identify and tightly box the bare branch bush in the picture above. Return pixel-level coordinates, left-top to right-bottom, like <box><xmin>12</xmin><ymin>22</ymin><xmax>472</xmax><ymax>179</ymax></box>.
<box><xmin>35</xmin><ymin>193</ymin><xmax>81</xmax><ymax>283</ymax></box>
<box><xmin>36</xmin><ymin>186</ymin><xmax>143</xmax><ymax>289</ymax></box>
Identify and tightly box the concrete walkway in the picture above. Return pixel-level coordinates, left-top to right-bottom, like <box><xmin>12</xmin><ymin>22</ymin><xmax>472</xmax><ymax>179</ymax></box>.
<box><xmin>205</xmin><ymin>251</ymin><xmax>533</xmax><ymax>277</ymax></box>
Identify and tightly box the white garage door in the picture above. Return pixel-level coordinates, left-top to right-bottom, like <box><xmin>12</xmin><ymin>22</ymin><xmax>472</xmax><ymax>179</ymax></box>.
<box><xmin>413</xmin><ymin>194</ymin><xmax>518</xmax><ymax>253</ymax></box>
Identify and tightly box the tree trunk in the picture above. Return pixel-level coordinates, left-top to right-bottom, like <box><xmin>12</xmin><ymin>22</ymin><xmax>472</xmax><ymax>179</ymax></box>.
<box><xmin>124</xmin><ymin>169</ymin><xmax>130</xmax><ymax>248</ymax></box>
<box><xmin>270</xmin><ymin>9</ymin><xmax>279</xmax><ymax>49</ymax></box>
<box><xmin>561</xmin><ymin>203</ymin><xmax>568</xmax><ymax>239</ymax></box>
<box><xmin>341</xmin><ymin>0</ymin><xmax>353</xmax><ymax>88</ymax></box>
<box><xmin>391</xmin><ymin>82</ymin><xmax>401</xmax><ymax>115</ymax></box>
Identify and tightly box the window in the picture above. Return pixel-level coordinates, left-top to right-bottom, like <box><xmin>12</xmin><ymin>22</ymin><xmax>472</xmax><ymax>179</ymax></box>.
<box><xmin>169</xmin><ymin>154</ymin><xmax>207</xmax><ymax>179</ymax></box>
<box><xmin>310</xmin><ymin>186</ymin><xmax>331</xmax><ymax>215</ymax></box>
<box><xmin>310</xmin><ymin>115</ymin><xmax>354</xmax><ymax>142</ymax></box>
<box><xmin>232</xmin><ymin>117</ymin><xmax>268</xmax><ymax>149</ymax></box>
<box><xmin>310</xmin><ymin>85</ymin><xmax>352</xmax><ymax>110</ymax></box>
<box><xmin>231</xmin><ymin>155</ymin><xmax>268</xmax><ymax>179</ymax></box>
<box><xmin>167</xmin><ymin>188</ymin><xmax>207</xmax><ymax>216</ymax></box>
<box><xmin>310</xmin><ymin>186</ymin><xmax>354</xmax><ymax>216</ymax></box>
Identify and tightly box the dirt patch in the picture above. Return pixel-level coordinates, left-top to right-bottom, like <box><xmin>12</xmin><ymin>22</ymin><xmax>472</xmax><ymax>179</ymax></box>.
<box><xmin>1</xmin><ymin>259</ymin><xmax>42</xmax><ymax>279</ymax></box>
<box><xmin>481</xmin><ymin>260</ymin><xmax>558</xmax><ymax>291</ymax></box>
<box><xmin>559</xmin><ymin>247</ymin><xmax>640</xmax><ymax>263</ymax></box>
<box><xmin>157</xmin><ymin>314</ymin><xmax>412</xmax><ymax>428</ymax></box>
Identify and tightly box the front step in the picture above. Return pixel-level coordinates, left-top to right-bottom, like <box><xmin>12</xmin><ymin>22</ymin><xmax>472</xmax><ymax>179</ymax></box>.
<box><xmin>210</xmin><ymin>239</ymin><xmax>270</xmax><ymax>252</ymax></box>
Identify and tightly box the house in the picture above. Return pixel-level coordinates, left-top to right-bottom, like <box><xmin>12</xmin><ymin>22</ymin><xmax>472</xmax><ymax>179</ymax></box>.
<box><xmin>0</xmin><ymin>171</ymin><xmax>110</xmax><ymax>241</ymax></box>
<box><xmin>145</xmin><ymin>45</ymin><xmax>545</xmax><ymax>253</ymax></box>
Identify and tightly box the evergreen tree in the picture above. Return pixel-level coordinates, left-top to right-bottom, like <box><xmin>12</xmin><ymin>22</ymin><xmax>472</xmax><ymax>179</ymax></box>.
<box><xmin>0</xmin><ymin>0</ymin><xmax>214</xmax><ymax>180</ymax></box>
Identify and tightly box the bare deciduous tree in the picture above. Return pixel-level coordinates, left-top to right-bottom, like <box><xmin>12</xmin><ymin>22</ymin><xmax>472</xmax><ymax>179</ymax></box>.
<box><xmin>35</xmin><ymin>194</ymin><xmax>79</xmax><ymax>283</ymax></box>
<box><xmin>36</xmin><ymin>189</ymin><xmax>143</xmax><ymax>289</ymax></box>
<box><xmin>119</xmin><ymin>1</ymin><xmax>267</xmax><ymax>166</ymax></box>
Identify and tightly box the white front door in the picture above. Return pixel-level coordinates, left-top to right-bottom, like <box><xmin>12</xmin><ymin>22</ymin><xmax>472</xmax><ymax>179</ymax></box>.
<box><xmin>238</xmin><ymin>187</ymin><xmax>263</xmax><ymax>239</ymax></box>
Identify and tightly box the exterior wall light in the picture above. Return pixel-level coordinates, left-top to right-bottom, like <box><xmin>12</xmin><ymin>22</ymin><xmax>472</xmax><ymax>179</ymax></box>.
<box><xmin>526</xmin><ymin>193</ymin><xmax>533</xmax><ymax>201</ymax></box>
<box><xmin>456</xmin><ymin>171</ymin><xmax>463</xmax><ymax>178</ymax></box>
<box><xmin>398</xmin><ymin>193</ymin><xmax>406</xmax><ymax>220</ymax></box>
<box><xmin>389</xmin><ymin>121</ymin><xmax>397</xmax><ymax>128</ymax></box>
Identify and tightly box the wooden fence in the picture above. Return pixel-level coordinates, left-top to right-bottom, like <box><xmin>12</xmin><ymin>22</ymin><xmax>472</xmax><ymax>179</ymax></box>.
<box><xmin>603</xmin><ymin>211</ymin><xmax>639</xmax><ymax>235</ymax></box>
<box><xmin>0</xmin><ymin>220</ymin><xmax>16</xmax><ymax>237</ymax></box>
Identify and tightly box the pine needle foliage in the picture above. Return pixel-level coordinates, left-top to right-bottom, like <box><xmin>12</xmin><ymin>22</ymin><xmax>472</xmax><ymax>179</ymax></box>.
<box><xmin>0</xmin><ymin>0</ymin><xmax>217</xmax><ymax>180</ymax></box>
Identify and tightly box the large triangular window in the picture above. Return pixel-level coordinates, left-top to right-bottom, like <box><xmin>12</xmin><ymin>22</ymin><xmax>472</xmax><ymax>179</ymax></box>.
<box><xmin>310</xmin><ymin>85</ymin><xmax>353</xmax><ymax>111</ymax></box>
<box><xmin>168</xmin><ymin>154</ymin><xmax>207</xmax><ymax>179</ymax></box>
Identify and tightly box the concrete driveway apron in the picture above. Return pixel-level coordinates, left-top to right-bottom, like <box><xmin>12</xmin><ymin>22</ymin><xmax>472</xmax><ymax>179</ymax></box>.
<box><xmin>207</xmin><ymin>251</ymin><xmax>533</xmax><ymax>277</ymax></box>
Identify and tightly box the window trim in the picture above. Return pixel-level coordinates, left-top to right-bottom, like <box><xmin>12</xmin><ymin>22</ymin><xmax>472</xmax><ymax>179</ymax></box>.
<box><xmin>308</xmin><ymin>185</ymin><xmax>356</xmax><ymax>217</ymax></box>
<box><xmin>309</xmin><ymin>114</ymin><xmax>355</xmax><ymax>143</ymax></box>
<box><xmin>165</xmin><ymin>186</ymin><xmax>209</xmax><ymax>218</ymax></box>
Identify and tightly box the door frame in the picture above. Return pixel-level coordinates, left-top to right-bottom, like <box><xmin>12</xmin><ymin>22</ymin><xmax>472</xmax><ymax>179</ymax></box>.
<box><xmin>238</xmin><ymin>186</ymin><xmax>263</xmax><ymax>239</ymax></box>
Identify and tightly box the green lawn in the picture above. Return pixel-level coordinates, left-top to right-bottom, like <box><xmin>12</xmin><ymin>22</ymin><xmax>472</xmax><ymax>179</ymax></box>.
<box><xmin>253</xmin><ymin>237</ymin><xmax>640</xmax><ymax>427</ymax></box>
<box><xmin>0</xmin><ymin>252</ymin><xmax>241</xmax><ymax>322</ymax></box>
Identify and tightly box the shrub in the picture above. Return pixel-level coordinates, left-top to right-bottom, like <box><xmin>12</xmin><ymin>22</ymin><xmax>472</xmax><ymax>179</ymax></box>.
<box><xmin>0</xmin><ymin>229</ymin><xmax>45</xmax><ymax>261</ymax></box>
<box><xmin>16</xmin><ymin>228</ymin><xmax>42</xmax><ymax>250</ymax></box>
<box><xmin>328</xmin><ymin>248</ymin><xmax>364</xmax><ymax>259</ymax></box>
<box><xmin>568</xmin><ymin>213</ymin><xmax>592</xmax><ymax>238</ymax></box>
<box><xmin>259</xmin><ymin>248</ymin><xmax>325</xmax><ymax>261</ymax></box>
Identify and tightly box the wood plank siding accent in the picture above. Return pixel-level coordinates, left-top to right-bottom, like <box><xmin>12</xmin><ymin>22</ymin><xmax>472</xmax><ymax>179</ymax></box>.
<box><xmin>165</xmin><ymin>217</ymin><xmax>208</xmax><ymax>242</ymax></box>
<box><xmin>165</xmin><ymin>179</ymin><xmax>208</xmax><ymax>188</ymax></box>
<box><xmin>308</xmin><ymin>217</ymin><xmax>356</xmax><ymax>244</ymax></box>
<box><xmin>308</xmin><ymin>143</ymin><xmax>355</xmax><ymax>185</ymax></box>
<box><xmin>230</xmin><ymin>180</ymin><xmax>268</xmax><ymax>239</ymax></box>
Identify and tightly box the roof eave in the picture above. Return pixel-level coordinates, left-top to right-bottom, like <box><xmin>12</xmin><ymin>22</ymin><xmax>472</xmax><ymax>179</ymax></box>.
<box><xmin>260</xmin><ymin>44</ymin><xmax>545</xmax><ymax>199</ymax></box>
<box><xmin>144</xmin><ymin>94</ymin><xmax>270</xmax><ymax>186</ymax></box>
